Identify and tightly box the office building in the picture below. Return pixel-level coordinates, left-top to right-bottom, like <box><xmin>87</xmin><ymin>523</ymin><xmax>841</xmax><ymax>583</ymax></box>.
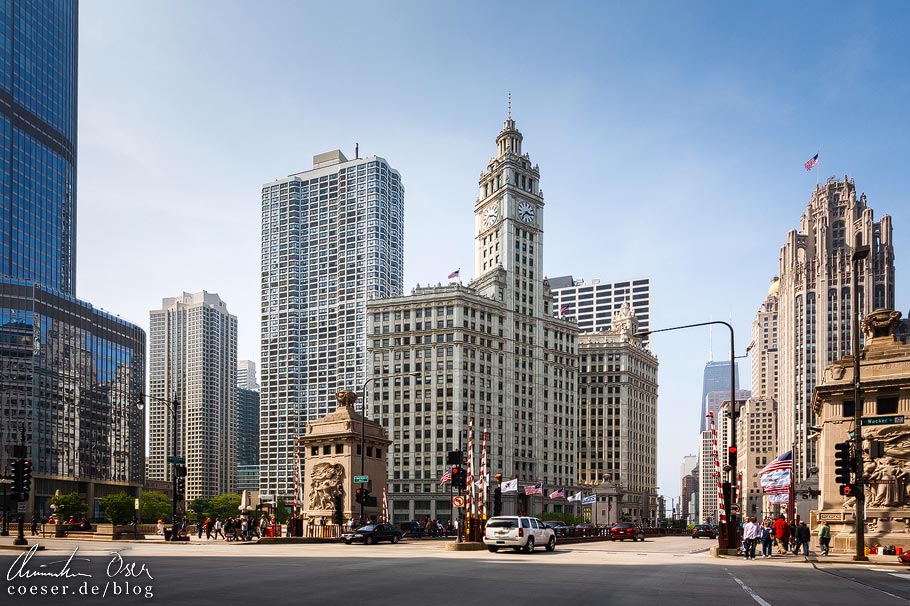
<box><xmin>0</xmin><ymin>1</ymin><xmax>147</xmax><ymax>520</ymax></box>
<box><xmin>751</xmin><ymin>279</ymin><xmax>779</xmax><ymax>401</ymax></box>
<box><xmin>577</xmin><ymin>303</ymin><xmax>658</xmax><ymax>523</ymax></box>
<box><xmin>259</xmin><ymin>149</ymin><xmax>404</xmax><ymax>499</ymax></box>
<box><xmin>700</xmin><ymin>361</ymin><xmax>739</xmax><ymax>432</ymax></box>
<box><xmin>367</xmin><ymin>113</ymin><xmax>577</xmax><ymax>521</ymax></box>
<box><xmin>237</xmin><ymin>362</ymin><xmax>260</xmax><ymax>490</ymax></box>
<box><xmin>238</xmin><ymin>359</ymin><xmax>259</xmax><ymax>391</ymax></box>
<box><xmin>697</xmin><ymin>430</ymin><xmax>717</xmax><ymax>524</ymax></box>
<box><xmin>548</xmin><ymin>276</ymin><xmax>651</xmax><ymax>342</ymax></box>
<box><xmin>149</xmin><ymin>291</ymin><xmax>237</xmax><ymax>501</ymax></box>
<box><xmin>732</xmin><ymin>397</ymin><xmax>777</xmax><ymax>519</ymax></box>
<box><xmin>777</xmin><ymin>177</ymin><xmax>894</xmax><ymax>483</ymax></box>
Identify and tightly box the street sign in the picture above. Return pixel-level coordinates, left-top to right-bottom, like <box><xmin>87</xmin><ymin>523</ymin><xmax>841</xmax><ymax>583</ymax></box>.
<box><xmin>167</xmin><ymin>456</ymin><xmax>186</xmax><ymax>464</ymax></box>
<box><xmin>862</xmin><ymin>415</ymin><xmax>905</xmax><ymax>426</ymax></box>
<box><xmin>17</xmin><ymin>501</ymin><xmax>26</xmax><ymax>512</ymax></box>
<box><xmin>354</xmin><ymin>475</ymin><xmax>369</xmax><ymax>483</ymax></box>
<box><xmin>730</xmin><ymin>504</ymin><xmax>740</xmax><ymax>514</ymax></box>
<box><xmin>452</xmin><ymin>495</ymin><xmax>465</xmax><ymax>507</ymax></box>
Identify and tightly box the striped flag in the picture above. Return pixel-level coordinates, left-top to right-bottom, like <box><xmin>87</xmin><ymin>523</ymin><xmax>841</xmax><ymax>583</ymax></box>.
<box><xmin>549</xmin><ymin>487</ymin><xmax>565</xmax><ymax>499</ymax></box>
<box><xmin>567</xmin><ymin>491</ymin><xmax>582</xmax><ymax>502</ymax></box>
<box><xmin>524</xmin><ymin>482</ymin><xmax>542</xmax><ymax>496</ymax></box>
<box><xmin>760</xmin><ymin>451</ymin><xmax>793</xmax><ymax>502</ymax></box>
<box><xmin>581</xmin><ymin>494</ymin><xmax>597</xmax><ymax>505</ymax></box>
<box><xmin>448</xmin><ymin>269</ymin><xmax>460</xmax><ymax>279</ymax></box>
<box><xmin>804</xmin><ymin>153</ymin><xmax>819</xmax><ymax>172</ymax></box>
<box><xmin>559</xmin><ymin>304</ymin><xmax>570</xmax><ymax>314</ymax></box>
<box><xmin>381</xmin><ymin>486</ymin><xmax>389</xmax><ymax>523</ymax></box>
<box><xmin>439</xmin><ymin>469</ymin><xmax>452</xmax><ymax>485</ymax></box>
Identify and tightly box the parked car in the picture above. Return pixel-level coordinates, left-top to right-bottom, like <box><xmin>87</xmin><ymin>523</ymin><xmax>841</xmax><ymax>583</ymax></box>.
<box><xmin>483</xmin><ymin>516</ymin><xmax>556</xmax><ymax>553</ymax></box>
<box><xmin>543</xmin><ymin>521</ymin><xmax>572</xmax><ymax>536</ymax></box>
<box><xmin>691</xmin><ymin>524</ymin><xmax>716</xmax><ymax>539</ymax></box>
<box><xmin>609</xmin><ymin>522</ymin><xmax>645</xmax><ymax>542</ymax></box>
<box><xmin>341</xmin><ymin>523</ymin><xmax>402</xmax><ymax>545</ymax></box>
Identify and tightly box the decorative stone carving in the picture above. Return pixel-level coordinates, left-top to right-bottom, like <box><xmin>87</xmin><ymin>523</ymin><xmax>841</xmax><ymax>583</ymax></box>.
<box><xmin>307</xmin><ymin>462</ymin><xmax>346</xmax><ymax>511</ymax></box>
<box><xmin>862</xmin><ymin>309</ymin><xmax>902</xmax><ymax>339</ymax></box>
<box><xmin>335</xmin><ymin>390</ymin><xmax>358</xmax><ymax>408</ymax></box>
<box><xmin>860</xmin><ymin>425</ymin><xmax>910</xmax><ymax>508</ymax></box>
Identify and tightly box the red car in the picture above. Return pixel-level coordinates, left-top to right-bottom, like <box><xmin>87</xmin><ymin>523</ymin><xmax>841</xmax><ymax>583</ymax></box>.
<box><xmin>609</xmin><ymin>522</ymin><xmax>645</xmax><ymax>542</ymax></box>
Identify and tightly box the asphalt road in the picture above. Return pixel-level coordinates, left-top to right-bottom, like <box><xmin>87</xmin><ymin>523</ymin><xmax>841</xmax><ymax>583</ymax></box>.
<box><xmin>1</xmin><ymin>536</ymin><xmax>908</xmax><ymax>605</ymax></box>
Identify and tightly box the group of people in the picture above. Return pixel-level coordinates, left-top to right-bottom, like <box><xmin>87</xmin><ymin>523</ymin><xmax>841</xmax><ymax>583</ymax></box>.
<box><xmin>739</xmin><ymin>515</ymin><xmax>830</xmax><ymax>559</ymax></box>
<box><xmin>155</xmin><ymin>515</ymin><xmax>273</xmax><ymax>541</ymax></box>
<box><xmin>407</xmin><ymin>517</ymin><xmax>454</xmax><ymax>538</ymax></box>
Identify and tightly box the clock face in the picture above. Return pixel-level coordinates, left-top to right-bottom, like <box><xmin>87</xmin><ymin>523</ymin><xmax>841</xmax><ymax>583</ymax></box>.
<box><xmin>518</xmin><ymin>201</ymin><xmax>535</xmax><ymax>224</ymax></box>
<box><xmin>483</xmin><ymin>205</ymin><xmax>498</xmax><ymax>228</ymax></box>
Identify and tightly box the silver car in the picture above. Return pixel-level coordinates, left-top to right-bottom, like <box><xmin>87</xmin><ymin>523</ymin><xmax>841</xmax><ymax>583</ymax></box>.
<box><xmin>483</xmin><ymin>516</ymin><xmax>556</xmax><ymax>553</ymax></box>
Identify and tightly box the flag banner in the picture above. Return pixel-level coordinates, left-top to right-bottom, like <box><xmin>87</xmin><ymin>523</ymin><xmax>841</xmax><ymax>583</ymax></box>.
<box><xmin>768</xmin><ymin>493</ymin><xmax>789</xmax><ymax>505</ymax></box>
<box><xmin>581</xmin><ymin>494</ymin><xmax>597</xmax><ymax>505</ymax></box>
<box><xmin>804</xmin><ymin>153</ymin><xmax>819</xmax><ymax>172</ymax></box>
<box><xmin>559</xmin><ymin>304</ymin><xmax>570</xmax><ymax>314</ymax></box>
<box><xmin>448</xmin><ymin>269</ymin><xmax>460</xmax><ymax>279</ymax></box>
<box><xmin>524</xmin><ymin>482</ymin><xmax>542</xmax><ymax>496</ymax></box>
<box><xmin>549</xmin><ymin>488</ymin><xmax>565</xmax><ymax>499</ymax></box>
<box><xmin>760</xmin><ymin>451</ymin><xmax>793</xmax><ymax>475</ymax></box>
<box><xmin>501</xmin><ymin>478</ymin><xmax>518</xmax><ymax>493</ymax></box>
<box><xmin>439</xmin><ymin>469</ymin><xmax>452</xmax><ymax>485</ymax></box>
<box><xmin>567</xmin><ymin>491</ymin><xmax>583</xmax><ymax>502</ymax></box>
<box><xmin>381</xmin><ymin>486</ymin><xmax>389</xmax><ymax>523</ymax></box>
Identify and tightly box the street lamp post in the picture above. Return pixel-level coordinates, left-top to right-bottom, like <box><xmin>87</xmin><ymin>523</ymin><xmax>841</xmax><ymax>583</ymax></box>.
<box><xmin>137</xmin><ymin>394</ymin><xmax>180</xmax><ymax>540</ymax></box>
<box><xmin>357</xmin><ymin>371</ymin><xmax>420</xmax><ymax>524</ymax></box>
<box><xmin>636</xmin><ymin>320</ymin><xmax>739</xmax><ymax>551</ymax></box>
<box><xmin>851</xmin><ymin>244</ymin><xmax>870</xmax><ymax>562</ymax></box>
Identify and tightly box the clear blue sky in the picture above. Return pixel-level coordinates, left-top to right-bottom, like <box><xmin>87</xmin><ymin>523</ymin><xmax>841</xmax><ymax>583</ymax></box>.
<box><xmin>75</xmin><ymin>1</ymin><xmax>910</xmax><ymax>504</ymax></box>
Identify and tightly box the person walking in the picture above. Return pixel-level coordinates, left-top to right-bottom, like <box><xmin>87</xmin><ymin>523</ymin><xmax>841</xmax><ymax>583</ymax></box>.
<box><xmin>742</xmin><ymin>517</ymin><xmax>760</xmax><ymax>560</ymax></box>
<box><xmin>817</xmin><ymin>520</ymin><xmax>831</xmax><ymax>556</ymax></box>
<box><xmin>213</xmin><ymin>517</ymin><xmax>224</xmax><ymax>540</ymax></box>
<box><xmin>772</xmin><ymin>515</ymin><xmax>790</xmax><ymax>555</ymax></box>
<box><xmin>156</xmin><ymin>519</ymin><xmax>164</xmax><ymax>536</ymax></box>
<box><xmin>794</xmin><ymin>521</ymin><xmax>811</xmax><ymax>556</ymax></box>
<box><xmin>760</xmin><ymin>519</ymin><xmax>774</xmax><ymax>558</ymax></box>
<box><xmin>196</xmin><ymin>519</ymin><xmax>204</xmax><ymax>539</ymax></box>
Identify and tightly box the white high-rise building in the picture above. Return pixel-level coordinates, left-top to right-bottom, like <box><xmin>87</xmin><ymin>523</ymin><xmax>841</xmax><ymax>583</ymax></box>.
<box><xmin>259</xmin><ymin>149</ymin><xmax>404</xmax><ymax>498</ymax></box>
<box><xmin>149</xmin><ymin>291</ymin><xmax>238</xmax><ymax>502</ymax></box>
<box><xmin>238</xmin><ymin>359</ymin><xmax>259</xmax><ymax>391</ymax></box>
<box><xmin>366</xmin><ymin>112</ymin><xmax>578</xmax><ymax>521</ymax></box>
<box><xmin>549</xmin><ymin>276</ymin><xmax>651</xmax><ymax>342</ymax></box>
<box><xmin>697</xmin><ymin>430</ymin><xmax>717</xmax><ymax>524</ymax></box>
<box><xmin>777</xmin><ymin>177</ymin><xmax>894</xmax><ymax>484</ymax></box>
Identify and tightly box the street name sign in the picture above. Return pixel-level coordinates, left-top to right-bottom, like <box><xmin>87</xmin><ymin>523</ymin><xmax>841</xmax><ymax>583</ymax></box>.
<box><xmin>354</xmin><ymin>475</ymin><xmax>369</xmax><ymax>483</ymax></box>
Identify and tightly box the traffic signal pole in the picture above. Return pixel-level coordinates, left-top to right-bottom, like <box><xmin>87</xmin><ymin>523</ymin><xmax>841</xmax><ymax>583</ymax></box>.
<box><xmin>851</xmin><ymin>244</ymin><xmax>870</xmax><ymax>561</ymax></box>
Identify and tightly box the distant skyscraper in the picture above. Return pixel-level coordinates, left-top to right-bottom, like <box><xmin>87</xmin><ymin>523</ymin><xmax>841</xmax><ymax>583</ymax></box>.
<box><xmin>149</xmin><ymin>291</ymin><xmax>238</xmax><ymax>501</ymax></box>
<box><xmin>697</xmin><ymin>431</ymin><xmax>716</xmax><ymax>524</ymax></box>
<box><xmin>751</xmin><ymin>279</ymin><xmax>779</xmax><ymax>401</ymax></box>
<box><xmin>777</xmin><ymin>177</ymin><xmax>894</xmax><ymax>483</ymax></box>
<box><xmin>0</xmin><ymin>0</ymin><xmax>78</xmax><ymax>295</ymax></box>
<box><xmin>700</xmin><ymin>361</ymin><xmax>739</xmax><ymax>432</ymax></box>
<box><xmin>367</xmin><ymin>113</ymin><xmax>578</xmax><ymax>521</ymax></box>
<box><xmin>238</xmin><ymin>359</ymin><xmax>259</xmax><ymax>391</ymax></box>
<box><xmin>0</xmin><ymin>1</ymin><xmax>147</xmax><ymax>515</ymax></box>
<box><xmin>549</xmin><ymin>276</ymin><xmax>651</xmax><ymax>342</ymax></box>
<box><xmin>259</xmin><ymin>149</ymin><xmax>404</xmax><ymax>498</ymax></box>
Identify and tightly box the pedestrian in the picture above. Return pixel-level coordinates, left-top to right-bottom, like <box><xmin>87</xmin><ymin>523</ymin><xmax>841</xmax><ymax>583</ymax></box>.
<box><xmin>31</xmin><ymin>514</ymin><xmax>39</xmax><ymax>536</ymax></box>
<box><xmin>742</xmin><ymin>517</ymin><xmax>760</xmax><ymax>560</ymax></box>
<box><xmin>794</xmin><ymin>521</ymin><xmax>811</xmax><ymax>556</ymax></box>
<box><xmin>760</xmin><ymin>519</ymin><xmax>774</xmax><ymax>558</ymax></box>
<box><xmin>817</xmin><ymin>520</ymin><xmax>831</xmax><ymax>556</ymax></box>
<box><xmin>196</xmin><ymin>519</ymin><xmax>203</xmax><ymax>539</ymax></box>
<box><xmin>156</xmin><ymin>519</ymin><xmax>164</xmax><ymax>535</ymax></box>
<box><xmin>205</xmin><ymin>517</ymin><xmax>213</xmax><ymax>540</ymax></box>
<box><xmin>773</xmin><ymin>515</ymin><xmax>789</xmax><ymax>554</ymax></box>
<box><xmin>213</xmin><ymin>517</ymin><xmax>224</xmax><ymax>540</ymax></box>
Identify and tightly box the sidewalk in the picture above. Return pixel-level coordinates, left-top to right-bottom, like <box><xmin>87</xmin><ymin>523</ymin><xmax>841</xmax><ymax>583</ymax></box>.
<box><xmin>713</xmin><ymin>545</ymin><xmax>909</xmax><ymax>567</ymax></box>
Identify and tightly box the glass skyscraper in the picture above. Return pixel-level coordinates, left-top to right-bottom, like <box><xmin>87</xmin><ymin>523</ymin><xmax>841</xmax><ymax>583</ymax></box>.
<box><xmin>0</xmin><ymin>1</ymin><xmax>147</xmax><ymax>520</ymax></box>
<box><xmin>0</xmin><ymin>0</ymin><xmax>79</xmax><ymax>295</ymax></box>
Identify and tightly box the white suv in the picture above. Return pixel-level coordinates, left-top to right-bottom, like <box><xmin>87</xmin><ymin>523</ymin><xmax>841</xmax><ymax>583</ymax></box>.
<box><xmin>483</xmin><ymin>516</ymin><xmax>556</xmax><ymax>553</ymax></box>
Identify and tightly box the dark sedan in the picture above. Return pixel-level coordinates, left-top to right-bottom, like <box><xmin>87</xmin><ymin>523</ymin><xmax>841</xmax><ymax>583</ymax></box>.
<box><xmin>341</xmin><ymin>523</ymin><xmax>402</xmax><ymax>545</ymax></box>
<box><xmin>692</xmin><ymin>524</ymin><xmax>716</xmax><ymax>539</ymax></box>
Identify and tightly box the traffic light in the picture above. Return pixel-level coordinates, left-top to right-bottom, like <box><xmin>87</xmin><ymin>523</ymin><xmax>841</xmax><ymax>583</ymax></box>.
<box><xmin>355</xmin><ymin>488</ymin><xmax>363</xmax><ymax>504</ymax></box>
<box><xmin>362</xmin><ymin>488</ymin><xmax>376</xmax><ymax>507</ymax></box>
<box><xmin>451</xmin><ymin>466</ymin><xmax>462</xmax><ymax>490</ymax></box>
<box><xmin>175</xmin><ymin>476</ymin><xmax>185</xmax><ymax>498</ymax></box>
<box><xmin>175</xmin><ymin>464</ymin><xmax>187</xmax><ymax>477</ymax></box>
<box><xmin>20</xmin><ymin>459</ymin><xmax>32</xmax><ymax>496</ymax></box>
<box><xmin>727</xmin><ymin>446</ymin><xmax>737</xmax><ymax>468</ymax></box>
<box><xmin>834</xmin><ymin>442</ymin><xmax>853</xmax><ymax>485</ymax></box>
<box><xmin>333</xmin><ymin>494</ymin><xmax>344</xmax><ymax>525</ymax></box>
<box><xmin>839</xmin><ymin>484</ymin><xmax>857</xmax><ymax>497</ymax></box>
<box><xmin>493</xmin><ymin>487</ymin><xmax>502</xmax><ymax>516</ymax></box>
<box><xmin>10</xmin><ymin>458</ymin><xmax>21</xmax><ymax>494</ymax></box>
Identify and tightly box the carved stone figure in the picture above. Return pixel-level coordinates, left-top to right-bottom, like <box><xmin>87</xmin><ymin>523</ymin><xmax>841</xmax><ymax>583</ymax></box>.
<box><xmin>336</xmin><ymin>390</ymin><xmax>358</xmax><ymax>408</ymax></box>
<box><xmin>868</xmin><ymin>457</ymin><xmax>902</xmax><ymax>507</ymax></box>
<box><xmin>861</xmin><ymin>309</ymin><xmax>902</xmax><ymax>339</ymax></box>
<box><xmin>308</xmin><ymin>462</ymin><xmax>346</xmax><ymax>511</ymax></box>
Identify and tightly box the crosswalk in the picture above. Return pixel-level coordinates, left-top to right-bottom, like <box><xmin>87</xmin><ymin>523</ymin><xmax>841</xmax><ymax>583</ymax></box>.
<box><xmin>870</xmin><ymin>568</ymin><xmax>910</xmax><ymax>581</ymax></box>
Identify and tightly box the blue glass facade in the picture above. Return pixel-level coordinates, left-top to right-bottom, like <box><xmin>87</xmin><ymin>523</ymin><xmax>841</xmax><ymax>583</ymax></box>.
<box><xmin>0</xmin><ymin>0</ymin><xmax>78</xmax><ymax>295</ymax></box>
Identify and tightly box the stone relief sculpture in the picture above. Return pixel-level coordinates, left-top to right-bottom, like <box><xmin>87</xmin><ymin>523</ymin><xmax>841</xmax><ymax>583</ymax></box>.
<box><xmin>308</xmin><ymin>462</ymin><xmax>346</xmax><ymax>511</ymax></box>
<box><xmin>336</xmin><ymin>390</ymin><xmax>358</xmax><ymax>407</ymax></box>
<box><xmin>847</xmin><ymin>425</ymin><xmax>910</xmax><ymax>509</ymax></box>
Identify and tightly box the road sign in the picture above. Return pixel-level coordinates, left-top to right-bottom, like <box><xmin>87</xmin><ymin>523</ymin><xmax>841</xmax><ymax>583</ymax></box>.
<box><xmin>354</xmin><ymin>475</ymin><xmax>369</xmax><ymax>483</ymax></box>
<box><xmin>730</xmin><ymin>504</ymin><xmax>740</xmax><ymax>514</ymax></box>
<box><xmin>452</xmin><ymin>495</ymin><xmax>465</xmax><ymax>507</ymax></box>
<box><xmin>863</xmin><ymin>415</ymin><xmax>905</xmax><ymax>426</ymax></box>
<box><xmin>167</xmin><ymin>456</ymin><xmax>186</xmax><ymax>464</ymax></box>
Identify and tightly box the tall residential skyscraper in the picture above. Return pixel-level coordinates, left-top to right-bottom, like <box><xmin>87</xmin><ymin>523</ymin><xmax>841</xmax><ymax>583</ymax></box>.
<box><xmin>777</xmin><ymin>177</ymin><xmax>894</xmax><ymax>483</ymax></box>
<box><xmin>577</xmin><ymin>304</ymin><xmax>658</xmax><ymax>523</ymax></box>
<box><xmin>238</xmin><ymin>359</ymin><xmax>259</xmax><ymax>391</ymax></box>
<box><xmin>0</xmin><ymin>1</ymin><xmax>147</xmax><ymax>517</ymax></box>
<box><xmin>548</xmin><ymin>276</ymin><xmax>651</xmax><ymax>341</ymax></box>
<box><xmin>0</xmin><ymin>0</ymin><xmax>78</xmax><ymax>295</ymax></box>
<box><xmin>149</xmin><ymin>291</ymin><xmax>238</xmax><ymax>501</ymax></box>
<box><xmin>699</xmin><ymin>361</ymin><xmax>739</xmax><ymax>432</ymax></box>
<box><xmin>366</xmin><ymin>113</ymin><xmax>578</xmax><ymax>521</ymax></box>
<box><xmin>751</xmin><ymin>279</ymin><xmax>780</xmax><ymax>401</ymax></box>
<box><xmin>260</xmin><ymin>149</ymin><xmax>404</xmax><ymax>498</ymax></box>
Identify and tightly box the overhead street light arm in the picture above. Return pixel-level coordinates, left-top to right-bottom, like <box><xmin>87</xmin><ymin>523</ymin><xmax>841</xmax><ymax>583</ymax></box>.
<box><xmin>136</xmin><ymin>393</ymin><xmax>181</xmax><ymax>537</ymax></box>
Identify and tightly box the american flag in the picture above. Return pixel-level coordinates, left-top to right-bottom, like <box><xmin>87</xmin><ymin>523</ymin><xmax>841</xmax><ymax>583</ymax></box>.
<box><xmin>760</xmin><ymin>450</ymin><xmax>793</xmax><ymax>474</ymax></box>
<box><xmin>525</xmin><ymin>482</ymin><xmax>542</xmax><ymax>496</ymax></box>
<box><xmin>448</xmin><ymin>269</ymin><xmax>460</xmax><ymax>279</ymax></box>
<box><xmin>549</xmin><ymin>487</ymin><xmax>565</xmax><ymax>499</ymax></box>
<box><xmin>439</xmin><ymin>469</ymin><xmax>452</xmax><ymax>485</ymax></box>
<box><xmin>559</xmin><ymin>304</ymin><xmax>570</xmax><ymax>314</ymax></box>
<box><xmin>760</xmin><ymin>451</ymin><xmax>793</xmax><ymax>496</ymax></box>
<box><xmin>804</xmin><ymin>153</ymin><xmax>819</xmax><ymax>172</ymax></box>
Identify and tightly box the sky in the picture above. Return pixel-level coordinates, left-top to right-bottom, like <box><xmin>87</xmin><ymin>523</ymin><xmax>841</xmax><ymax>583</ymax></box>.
<box><xmin>75</xmin><ymin>1</ymin><xmax>910</xmax><ymax>505</ymax></box>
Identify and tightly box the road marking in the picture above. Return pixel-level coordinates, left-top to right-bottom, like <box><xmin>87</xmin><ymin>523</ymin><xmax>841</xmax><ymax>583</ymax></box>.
<box><xmin>888</xmin><ymin>573</ymin><xmax>910</xmax><ymax>580</ymax></box>
<box><xmin>728</xmin><ymin>572</ymin><xmax>773</xmax><ymax>606</ymax></box>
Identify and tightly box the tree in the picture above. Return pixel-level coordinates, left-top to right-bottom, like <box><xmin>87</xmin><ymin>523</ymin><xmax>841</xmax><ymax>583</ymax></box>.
<box><xmin>188</xmin><ymin>497</ymin><xmax>213</xmax><ymax>519</ymax></box>
<box><xmin>50</xmin><ymin>492</ymin><xmax>88</xmax><ymax>522</ymax></box>
<box><xmin>99</xmin><ymin>492</ymin><xmax>135</xmax><ymax>525</ymax></box>
<box><xmin>140</xmin><ymin>491</ymin><xmax>172</xmax><ymax>523</ymax></box>
<box><xmin>210</xmin><ymin>493</ymin><xmax>241</xmax><ymax>519</ymax></box>
<box><xmin>274</xmin><ymin>497</ymin><xmax>290</xmax><ymax>523</ymax></box>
